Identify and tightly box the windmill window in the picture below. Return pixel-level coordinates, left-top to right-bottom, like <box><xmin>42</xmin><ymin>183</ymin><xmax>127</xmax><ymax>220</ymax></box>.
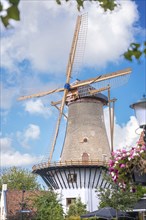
<box><xmin>102</xmin><ymin>154</ymin><xmax>107</xmax><ymax>161</ymax></box>
<box><xmin>82</xmin><ymin>152</ymin><xmax>89</xmax><ymax>162</ymax></box>
<box><xmin>83</xmin><ymin>137</ymin><xmax>88</xmax><ymax>142</ymax></box>
<box><xmin>66</xmin><ymin>198</ymin><xmax>76</xmax><ymax>206</ymax></box>
<box><xmin>68</xmin><ymin>173</ymin><xmax>77</xmax><ymax>183</ymax></box>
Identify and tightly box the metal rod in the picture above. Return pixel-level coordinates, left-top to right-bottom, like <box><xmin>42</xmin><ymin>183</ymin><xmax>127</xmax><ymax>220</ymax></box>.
<box><xmin>108</xmin><ymin>87</ymin><xmax>113</xmax><ymax>152</ymax></box>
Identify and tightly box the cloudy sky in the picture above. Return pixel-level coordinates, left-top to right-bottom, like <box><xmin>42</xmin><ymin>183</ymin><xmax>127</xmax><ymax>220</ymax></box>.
<box><xmin>0</xmin><ymin>0</ymin><xmax>146</xmax><ymax>168</ymax></box>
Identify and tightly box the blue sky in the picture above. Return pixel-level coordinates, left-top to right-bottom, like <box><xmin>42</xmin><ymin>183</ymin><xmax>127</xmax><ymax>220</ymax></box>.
<box><xmin>0</xmin><ymin>0</ymin><xmax>146</xmax><ymax>169</ymax></box>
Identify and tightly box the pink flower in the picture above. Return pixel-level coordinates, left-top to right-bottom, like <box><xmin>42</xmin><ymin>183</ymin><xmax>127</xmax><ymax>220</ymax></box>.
<box><xmin>108</xmin><ymin>144</ymin><xmax>146</xmax><ymax>188</ymax></box>
<box><xmin>120</xmin><ymin>164</ymin><xmax>126</xmax><ymax>168</ymax></box>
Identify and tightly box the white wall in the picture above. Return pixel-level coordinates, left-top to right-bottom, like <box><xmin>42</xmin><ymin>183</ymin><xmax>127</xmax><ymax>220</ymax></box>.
<box><xmin>56</xmin><ymin>187</ymin><xmax>100</xmax><ymax>213</ymax></box>
<box><xmin>0</xmin><ymin>184</ymin><xmax>7</xmax><ymax>220</ymax></box>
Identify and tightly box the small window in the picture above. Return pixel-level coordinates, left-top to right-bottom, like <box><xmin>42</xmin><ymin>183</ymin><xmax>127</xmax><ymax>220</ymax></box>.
<box><xmin>66</xmin><ymin>198</ymin><xmax>76</xmax><ymax>206</ymax></box>
<box><xmin>68</xmin><ymin>173</ymin><xmax>77</xmax><ymax>183</ymax></box>
<box><xmin>82</xmin><ymin>152</ymin><xmax>89</xmax><ymax>162</ymax></box>
<box><xmin>83</xmin><ymin>137</ymin><xmax>88</xmax><ymax>142</ymax></box>
<box><xmin>102</xmin><ymin>154</ymin><xmax>107</xmax><ymax>161</ymax></box>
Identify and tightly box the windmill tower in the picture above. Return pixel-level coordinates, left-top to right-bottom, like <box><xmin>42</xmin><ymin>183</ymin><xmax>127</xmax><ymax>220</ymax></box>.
<box><xmin>19</xmin><ymin>15</ymin><xmax>132</xmax><ymax>212</ymax></box>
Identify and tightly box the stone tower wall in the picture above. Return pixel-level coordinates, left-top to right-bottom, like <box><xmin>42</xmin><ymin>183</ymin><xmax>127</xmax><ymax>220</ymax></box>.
<box><xmin>60</xmin><ymin>97</ymin><xmax>111</xmax><ymax>162</ymax></box>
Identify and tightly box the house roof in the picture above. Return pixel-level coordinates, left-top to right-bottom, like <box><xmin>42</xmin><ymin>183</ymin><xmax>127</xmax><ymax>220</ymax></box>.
<box><xmin>133</xmin><ymin>196</ymin><xmax>146</xmax><ymax>211</ymax></box>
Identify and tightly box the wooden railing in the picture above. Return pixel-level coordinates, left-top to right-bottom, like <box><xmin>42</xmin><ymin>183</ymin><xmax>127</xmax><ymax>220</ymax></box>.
<box><xmin>32</xmin><ymin>160</ymin><xmax>108</xmax><ymax>171</ymax></box>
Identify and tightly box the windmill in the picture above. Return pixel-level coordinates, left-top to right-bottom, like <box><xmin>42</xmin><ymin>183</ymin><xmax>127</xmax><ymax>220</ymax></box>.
<box><xmin>19</xmin><ymin>15</ymin><xmax>132</xmax><ymax>212</ymax></box>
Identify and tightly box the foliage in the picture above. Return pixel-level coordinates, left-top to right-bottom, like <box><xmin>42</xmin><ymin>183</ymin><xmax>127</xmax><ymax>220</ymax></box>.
<box><xmin>66</xmin><ymin>197</ymin><xmax>87</xmax><ymax>219</ymax></box>
<box><xmin>0</xmin><ymin>166</ymin><xmax>41</xmax><ymax>190</ymax></box>
<box><xmin>0</xmin><ymin>0</ymin><xmax>116</xmax><ymax>28</ymax></box>
<box><xmin>0</xmin><ymin>0</ymin><xmax>145</xmax><ymax>62</ymax></box>
<box><xmin>31</xmin><ymin>190</ymin><xmax>64</xmax><ymax>220</ymax></box>
<box><xmin>123</xmin><ymin>42</ymin><xmax>146</xmax><ymax>62</ymax></box>
<box><xmin>97</xmin><ymin>174</ymin><xmax>144</xmax><ymax>211</ymax></box>
<box><xmin>0</xmin><ymin>0</ymin><xmax>20</xmax><ymax>27</ymax></box>
<box><xmin>56</xmin><ymin>0</ymin><xmax>117</xmax><ymax>11</ymax></box>
<box><xmin>109</xmin><ymin>145</ymin><xmax>146</xmax><ymax>188</ymax></box>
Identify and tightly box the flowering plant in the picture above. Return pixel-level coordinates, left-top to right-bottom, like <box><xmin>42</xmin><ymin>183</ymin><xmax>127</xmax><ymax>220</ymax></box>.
<box><xmin>109</xmin><ymin>144</ymin><xmax>146</xmax><ymax>188</ymax></box>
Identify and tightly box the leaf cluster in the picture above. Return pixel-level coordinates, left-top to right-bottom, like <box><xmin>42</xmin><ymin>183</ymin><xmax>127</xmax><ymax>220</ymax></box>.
<box><xmin>0</xmin><ymin>0</ymin><xmax>20</xmax><ymax>27</ymax></box>
<box><xmin>97</xmin><ymin>175</ymin><xmax>145</xmax><ymax>211</ymax></box>
<box><xmin>66</xmin><ymin>197</ymin><xmax>87</xmax><ymax>219</ymax></box>
<box><xmin>31</xmin><ymin>190</ymin><xmax>64</xmax><ymax>220</ymax></box>
<box><xmin>98</xmin><ymin>0</ymin><xmax>117</xmax><ymax>11</ymax></box>
<box><xmin>123</xmin><ymin>42</ymin><xmax>146</xmax><ymax>61</ymax></box>
<box><xmin>56</xmin><ymin>0</ymin><xmax>117</xmax><ymax>11</ymax></box>
<box><xmin>0</xmin><ymin>166</ymin><xmax>41</xmax><ymax>190</ymax></box>
<box><xmin>0</xmin><ymin>0</ymin><xmax>117</xmax><ymax>28</ymax></box>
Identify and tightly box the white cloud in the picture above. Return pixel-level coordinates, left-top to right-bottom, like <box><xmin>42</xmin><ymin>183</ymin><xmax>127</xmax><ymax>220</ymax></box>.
<box><xmin>84</xmin><ymin>0</ymin><xmax>139</xmax><ymax>68</ymax></box>
<box><xmin>17</xmin><ymin>124</ymin><xmax>40</xmax><ymax>148</ymax></box>
<box><xmin>0</xmin><ymin>83</ymin><xmax>18</xmax><ymax>110</ymax></box>
<box><xmin>24</xmin><ymin>99</ymin><xmax>52</xmax><ymax>117</ymax></box>
<box><xmin>1</xmin><ymin>0</ymin><xmax>139</xmax><ymax>74</ymax></box>
<box><xmin>0</xmin><ymin>137</ymin><xmax>12</xmax><ymax>153</ymax></box>
<box><xmin>0</xmin><ymin>0</ymin><xmax>141</xmax><ymax>113</ymax></box>
<box><xmin>1</xmin><ymin>151</ymin><xmax>42</xmax><ymax>167</ymax></box>
<box><xmin>0</xmin><ymin>136</ymin><xmax>42</xmax><ymax>167</ymax></box>
<box><xmin>24</xmin><ymin>124</ymin><xmax>40</xmax><ymax>140</ymax></box>
<box><xmin>113</xmin><ymin>116</ymin><xmax>140</xmax><ymax>149</ymax></box>
<box><xmin>104</xmin><ymin>108</ymin><xmax>140</xmax><ymax>150</ymax></box>
<box><xmin>0</xmin><ymin>110</ymin><xmax>142</xmax><ymax>167</ymax></box>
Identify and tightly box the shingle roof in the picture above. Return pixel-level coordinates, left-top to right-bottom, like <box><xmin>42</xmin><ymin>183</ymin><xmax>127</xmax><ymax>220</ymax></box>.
<box><xmin>133</xmin><ymin>196</ymin><xmax>146</xmax><ymax>211</ymax></box>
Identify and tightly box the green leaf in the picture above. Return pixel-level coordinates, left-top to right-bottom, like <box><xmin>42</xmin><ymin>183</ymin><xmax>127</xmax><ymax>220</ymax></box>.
<box><xmin>123</xmin><ymin>50</ymin><xmax>133</xmax><ymax>61</ymax></box>
<box><xmin>1</xmin><ymin>15</ymin><xmax>9</xmax><ymax>27</ymax></box>
<box><xmin>133</xmin><ymin>50</ymin><xmax>142</xmax><ymax>59</ymax></box>
<box><xmin>76</xmin><ymin>0</ymin><xmax>84</xmax><ymax>11</ymax></box>
<box><xmin>98</xmin><ymin>0</ymin><xmax>117</xmax><ymax>11</ymax></box>
<box><xmin>130</xmin><ymin>43</ymin><xmax>140</xmax><ymax>52</ymax></box>
<box><xmin>56</xmin><ymin>0</ymin><xmax>61</xmax><ymax>5</ymax></box>
<box><xmin>7</xmin><ymin>5</ymin><xmax>20</xmax><ymax>20</ymax></box>
<box><xmin>0</xmin><ymin>2</ymin><xmax>3</xmax><ymax>12</ymax></box>
<box><xmin>0</xmin><ymin>167</ymin><xmax>41</xmax><ymax>191</ymax></box>
<box><xmin>9</xmin><ymin>0</ymin><xmax>20</xmax><ymax>6</ymax></box>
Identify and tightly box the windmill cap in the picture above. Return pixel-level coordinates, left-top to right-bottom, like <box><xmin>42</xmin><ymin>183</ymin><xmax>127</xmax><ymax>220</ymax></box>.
<box><xmin>94</xmin><ymin>93</ymin><xmax>108</xmax><ymax>104</ymax></box>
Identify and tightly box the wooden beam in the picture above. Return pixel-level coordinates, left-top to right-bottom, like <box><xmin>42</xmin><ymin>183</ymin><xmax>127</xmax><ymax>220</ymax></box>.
<box><xmin>58</xmin><ymin>169</ymin><xmax>67</xmax><ymax>189</ymax></box>
<box><xmin>88</xmin><ymin>167</ymin><xmax>92</xmax><ymax>188</ymax></box>
<box><xmin>79</xmin><ymin>167</ymin><xmax>82</xmax><ymax>188</ymax></box>
<box><xmin>63</xmin><ymin>169</ymin><xmax>71</xmax><ymax>189</ymax></box>
<box><xmin>92</xmin><ymin>167</ymin><xmax>98</xmax><ymax>188</ymax></box>
<box><xmin>51</xmin><ymin>101</ymin><xmax>62</xmax><ymax>106</ymax></box>
<box><xmin>51</xmin><ymin>103</ymin><xmax>68</xmax><ymax>119</ymax></box>
<box><xmin>71</xmin><ymin>68</ymin><xmax>132</xmax><ymax>89</ymax></box>
<box><xmin>95</xmin><ymin>168</ymin><xmax>102</xmax><ymax>188</ymax></box>
<box><xmin>89</xmin><ymin>86</ymin><xmax>110</xmax><ymax>95</ymax></box>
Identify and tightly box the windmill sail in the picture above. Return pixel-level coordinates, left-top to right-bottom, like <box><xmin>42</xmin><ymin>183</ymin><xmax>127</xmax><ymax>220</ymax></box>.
<box><xmin>71</xmin><ymin>13</ymin><xmax>88</xmax><ymax>76</ymax></box>
<box><xmin>49</xmin><ymin>15</ymin><xmax>86</xmax><ymax>162</ymax></box>
<box><xmin>18</xmin><ymin>14</ymin><xmax>132</xmax><ymax>163</ymax></box>
<box><xmin>69</xmin><ymin>68</ymin><xmax>132</xmax><ymax>98</ymax></box>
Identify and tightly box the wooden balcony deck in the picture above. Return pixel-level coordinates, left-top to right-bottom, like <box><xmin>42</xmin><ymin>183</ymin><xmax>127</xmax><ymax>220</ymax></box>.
<box><xmin>32</xmin><ymin>160</ymin><xmax>108</xmax><ymax>171</ymax></box>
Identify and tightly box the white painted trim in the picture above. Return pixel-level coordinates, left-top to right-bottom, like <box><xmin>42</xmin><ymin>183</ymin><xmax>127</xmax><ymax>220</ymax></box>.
<box><xmin>0</xmin><ymin>184</ymin><xmax>7</xmax><ymax>220</ymax></box>
<box><xmin>132</xmin><ymin>209</ymin><xmax>146</xmax><ymax>212</ymax></box>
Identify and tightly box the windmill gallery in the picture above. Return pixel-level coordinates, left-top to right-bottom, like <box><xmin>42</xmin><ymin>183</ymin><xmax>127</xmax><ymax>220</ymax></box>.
<box><xmin>18</xmin><ymin>15</ymin><xmax>132</xmax><ymax>212</ymax></box>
